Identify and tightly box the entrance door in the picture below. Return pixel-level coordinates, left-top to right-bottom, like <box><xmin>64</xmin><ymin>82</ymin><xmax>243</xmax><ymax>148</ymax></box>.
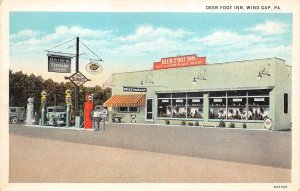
<box><xmin>146</xmin><ymin>98</ymin><xmax>153</xmax><ymax>121</ymax></box>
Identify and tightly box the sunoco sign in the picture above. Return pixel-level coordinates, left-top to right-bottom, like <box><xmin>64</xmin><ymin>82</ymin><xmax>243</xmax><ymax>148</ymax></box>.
<box><xmin>48</xmin><ymin>55</ymin><xmax>72</xmax><ymax>73</ymax></box>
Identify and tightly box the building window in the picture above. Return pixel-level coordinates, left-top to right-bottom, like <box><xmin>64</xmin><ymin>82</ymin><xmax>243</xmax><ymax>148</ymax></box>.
<box><xmin>172</xmin><ymin>98</ymin><xmax>186</xmax><ymax>118</ymax></box>
<box><xmin>157</xmin><ymin>92</ymin><xmax>203</xmax><ymax>119</ymax></box>
<box><xmin>209</xmin><ymin>89</ymin><xmax>270</xmax><ymax>121</ymax></box>
<box><xmin>10</xmin><ymin>108</ymin><xmax>17</xmax><ymax>112</ymax></box>
<box><xmin>119</xmin><ymin>107</ymin><xmax>138</xmax><ymax>113</ymax></box>
<box><xmin>284</xmin><ymin>93</ymin><xmax>288</xmax><ymax>114</ymax></box>
<box><xmin>227</xmin><ymin>97</ymin><xmax>247</xmax><ymax>120</ymax></box>
<box><xmin>209</xmin><ymin>97</ymin><xmax>226</xmax><ymax>119</ymax></box>
<box><xmin>146</xmin><ymin>98</ymin><xmax>153</xmax><ymax>120</ymax></box>
<box><xmin>187</xmin><ymin>98</ymin><xmax>203</xmax><ymax>119</ymax></box>
<box><xmin>158</xmin><ymin>98</ymin><xmax>171</xmax><ymax>117</ymax></box>
<box><xmin>248</xmin><ymin>97</ymin><xmax>269</xmax><ymax>120</ymax></box>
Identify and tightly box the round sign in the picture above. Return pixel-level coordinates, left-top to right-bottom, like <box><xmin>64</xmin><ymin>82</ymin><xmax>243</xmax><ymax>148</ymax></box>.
<box><xmin>264</xmin><ymin>118</ymin><xmax>272</xmax><ymax>130</ymax></box>
<box><xmin>85</xmin><ymin>62</ymin><xmax>103</xmax><ymax>75</ymax></box>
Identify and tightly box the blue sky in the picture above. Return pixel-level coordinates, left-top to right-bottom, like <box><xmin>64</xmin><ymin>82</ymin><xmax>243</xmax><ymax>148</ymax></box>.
<box><xmin>9</xmin><ymin>12</ymin><xmax>292</xmax><ymax>86</ymax></box>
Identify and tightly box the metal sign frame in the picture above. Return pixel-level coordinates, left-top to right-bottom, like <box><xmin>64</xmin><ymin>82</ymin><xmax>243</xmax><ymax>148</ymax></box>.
<box><xmin>68</xmin><ymin>71</ymin><xmax>90</xmax><ymax>87</ymax></box>
<box><xmin>48</xmin><ymin>54</ymin><xmax>72</xmax><ymax>73</ymax></box>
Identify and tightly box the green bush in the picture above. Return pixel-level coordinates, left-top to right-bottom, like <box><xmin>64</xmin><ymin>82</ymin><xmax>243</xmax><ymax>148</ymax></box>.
<box><xmin>195</xmin><ymin>121</ymin><xmax>199</xmax><ymax>126</ymax></box>
<box><xmin>181</xmin><ymin>120</ymin><xmax>186</xmax><ymax>126</ymax></box>
<box><xmin>242</xmin><ymin>123</ymin><xmax>247</xmax><ymax>128</ymax></box>
<box><xmin>165</xmin><ymin>119</ymin><xmax>170</xmax><ymax>125</ymax></box>
<box><xmin>229</xmin><ymin>122</ymin><xmax>235</xmax><ymax>128</ymax></box>
<box><xmin>188</xmin><ymin>122</ymin><xmax>193</xmax><ymax>126</ymax></box>
<box><xmin>219</xmin><ymin>120</ymin><xmax>226</xmax><ymax>127</ymax></box>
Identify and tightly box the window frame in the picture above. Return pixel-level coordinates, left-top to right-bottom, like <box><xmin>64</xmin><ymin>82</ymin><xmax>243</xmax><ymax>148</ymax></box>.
<box><xmin>208</xmin><ymin>89</ymin><xmax>270</xmax><ymax>121</ymax></box>
<box><xmin>145</xmin><ymin>98</ymin><xmax>154</xmax><ymax>121</ymax></box>
<box><xmin>118</xmin><ymin>106</ymin><xmax>139</xmax><ymax>113</ymax></box>
<box><xmin>157</xmin><ymin>92</ymin><xmax>204</xmax><ymax>120</ymax></box>
<box><xmin>284</xmin><ymin>93</ymin><xmax>288</xmax><ymax>114</ymax></box>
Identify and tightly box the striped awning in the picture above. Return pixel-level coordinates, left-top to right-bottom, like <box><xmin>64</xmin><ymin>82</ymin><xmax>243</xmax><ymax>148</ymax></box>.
<box><xmin>104</xmin><ymin>94</ymin><xmax>146</xmax><ymax>107</ymax></box>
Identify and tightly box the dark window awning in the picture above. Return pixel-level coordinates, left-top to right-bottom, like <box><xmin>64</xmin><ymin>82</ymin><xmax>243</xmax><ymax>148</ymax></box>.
<box><xmin>104</xmin><ymin>94</ymin><xmax>146</xmax><ymax>107</ymax></box>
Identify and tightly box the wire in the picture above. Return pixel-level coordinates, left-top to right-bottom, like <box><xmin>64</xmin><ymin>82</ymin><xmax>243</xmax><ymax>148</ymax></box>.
<box><xmin>60</xmin><ymin>44</ymin><xmax>75</xmax><ymax>52</ymax></box>
<box><xmin>47</xmin><ymin>50</ymin><xmax>76</xmax><ymax>57</ymax></box>
<box><xmin>48</xmin><ymin>38</ymin><xmax>76</xmax><ymax>50</ymax></box>
<box><xmin>79</xmin><ymin>40</ymin><xmax>103</xmax><ymax>62</ymax></box>
<box><xmin>79</xmin><ymin>57</ymin><xmax>101</xmax><ymax>61</ymax></box>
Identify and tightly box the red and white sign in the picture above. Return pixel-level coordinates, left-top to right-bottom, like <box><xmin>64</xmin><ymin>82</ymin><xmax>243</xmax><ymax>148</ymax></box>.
<box><xmin>153</xmin><ymin>54</ymin><xmax>206</xmax><ymax>70</ymax></box>
<box><xmin>68</xmin><ymin>71</ymin><xmax>89</xmax><ymax>87</ymax></box>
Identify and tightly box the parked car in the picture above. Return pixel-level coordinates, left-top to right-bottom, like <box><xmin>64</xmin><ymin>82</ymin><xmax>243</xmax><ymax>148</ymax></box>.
<box><xmin>46</xmin><ymin>106</ymin><xmax>66</xmax><ymax>126</ymax></box>
<box><xmin>9</xmin><ymin>107</ymin><xmax>26</xmax><ymax>124</ymax></box>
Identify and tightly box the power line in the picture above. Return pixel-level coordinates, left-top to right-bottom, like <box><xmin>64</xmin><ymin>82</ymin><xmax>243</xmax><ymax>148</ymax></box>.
<box><xmin>60</xmin><ymin>44</ymin><xmax>76</xmax><ymax>52</ymax></box>
<box><xmin>48</xmin><ymin>38</ymin><xmax>76</xmax><ymax>51</ymax></box>
<box><xmin>79</xmin><ymin>40</ymin><xmax>103</xmax><ymax>62</ymax></box>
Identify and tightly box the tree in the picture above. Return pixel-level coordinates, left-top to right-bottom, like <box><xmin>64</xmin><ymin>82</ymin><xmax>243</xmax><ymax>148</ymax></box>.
<box><xmin>9</xmin><ymin>70</ymin><xmax>112</xmax><ymax>116</ymax></box>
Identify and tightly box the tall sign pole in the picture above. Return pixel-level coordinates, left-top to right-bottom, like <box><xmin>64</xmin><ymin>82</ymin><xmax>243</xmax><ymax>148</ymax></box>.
<box><xmin>75</xmin><ymin>37</ymin><xmax>80</xmax><ymax>116</ymax></box>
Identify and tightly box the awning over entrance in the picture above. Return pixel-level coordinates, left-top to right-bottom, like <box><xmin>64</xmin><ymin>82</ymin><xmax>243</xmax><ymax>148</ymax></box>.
<box><xmin>104</xmin><ymin>94</ymin><xmax>146</xmax><ymax>107</ymax></box>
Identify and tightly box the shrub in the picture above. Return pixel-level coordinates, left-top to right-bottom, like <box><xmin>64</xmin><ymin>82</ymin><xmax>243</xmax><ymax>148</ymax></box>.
<box><xmin>229</xmin><ymin>122</ymin><xmax>235</xmax><ymax>128</ymax></box>
<box><xmin>219</xmin><ymin>120</ymin><xmax>226</xmax><ymax>127</ymax></box>
<box><xmin>181</xmin><ymin>120</ymin><xmax>186</xmax><ymax>126</ymax></box>
<box><xmin>195</xmin><ymin>121</ymin><xmax>199</xmax><ymax>126</ymax></box>
<box><xmin>188</xmin><ymin>122</ymin><xmax>193</xmax><ymax>126</ymax></box>
<box><xmin>165</xmin><ymin>119</ymin><xmax>170</xmax><ymax>125</ymax></box>
<box><xmin>242</xmin><ymin>123</ymin><xmax>247</xmax><ymax>128</ymax></box>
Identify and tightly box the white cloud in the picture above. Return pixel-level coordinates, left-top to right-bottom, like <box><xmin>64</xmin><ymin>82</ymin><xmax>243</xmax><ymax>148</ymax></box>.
<box><xmin>245</xmin><ymin>21</ymin><xmax>290</xmax><ymax>35</ymax></box>
<box><xmin>116</xmin><ymin>25</ymin><xmax>192</xmax><ymax>42</ymax></box>
<box><xmin>193</xmin><ymin>31</ymin><xmax>262</xmax><ymax>47</ymax></box>
<box><xmin>9</xmin><ymin>24</ymin><xmax>292</xmax><ymax>85</ymax></box>
<box><xmin>10</xmin><ymin>29</ymin><xmax>43</xmax><ymax>41</ymax></box>
<box><xmin>10</xmin><ymin>25</ymin><xmax>113</xmax><ymax>46</ymax></box>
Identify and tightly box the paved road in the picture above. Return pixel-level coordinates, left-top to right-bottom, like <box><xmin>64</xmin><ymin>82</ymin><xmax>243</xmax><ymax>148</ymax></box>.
<box><xmin>10</xmin><ymin>134</ymin><xmax>290</xmax><ymax>183</ymax></box>
<box><xmin>9</xmin><ymin>123</ymin><xmax>291</xmax><ymax>168</ymax></box>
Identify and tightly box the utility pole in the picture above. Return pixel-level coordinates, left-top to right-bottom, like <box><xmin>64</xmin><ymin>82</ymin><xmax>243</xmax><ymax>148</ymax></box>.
<box><xmin>75</xmin><ymin>37</ymin><xmax>79</xmax><ymax>116</ymax></box>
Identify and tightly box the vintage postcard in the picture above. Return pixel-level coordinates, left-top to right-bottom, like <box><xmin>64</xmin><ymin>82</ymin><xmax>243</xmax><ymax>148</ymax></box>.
<box><xmin>0</xmin><ymin>0</ymin><xmax>299</xmax><ymax>190</ymax></box>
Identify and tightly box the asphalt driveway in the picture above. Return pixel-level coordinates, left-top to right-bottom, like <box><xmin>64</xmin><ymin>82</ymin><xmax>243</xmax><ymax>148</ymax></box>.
<box><xmin>9</xmin><ymin>123</ymin><xmax>291</xmax><ymax>168</ymax></box>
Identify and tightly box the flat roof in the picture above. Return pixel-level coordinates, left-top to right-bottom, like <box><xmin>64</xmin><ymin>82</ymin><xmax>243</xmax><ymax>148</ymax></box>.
<box><xmin>111</xmin><ymin>57</ymin><xmax>289</xmax><ymax>76</ymax></box>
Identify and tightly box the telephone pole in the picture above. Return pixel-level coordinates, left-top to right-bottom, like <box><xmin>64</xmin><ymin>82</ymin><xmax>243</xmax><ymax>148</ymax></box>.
<box><xmin>75</xmin><ymin>37</ymin><xmax>79</xmax><ymax>116</ymax></box>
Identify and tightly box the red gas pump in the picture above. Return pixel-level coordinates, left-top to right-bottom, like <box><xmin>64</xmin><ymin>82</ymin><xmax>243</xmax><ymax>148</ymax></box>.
<box><xmin>84</xmin><ymin>94</ymin><xmax>93</xmax><ymax>129</ymax></box>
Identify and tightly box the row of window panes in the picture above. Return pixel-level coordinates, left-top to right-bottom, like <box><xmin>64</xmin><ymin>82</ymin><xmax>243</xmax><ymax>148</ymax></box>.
<box><xmin>157</xmin><ymin>90</ymin><xmax>270</xmax><ymax>120</ymax></box>
<box><xmin>208</xmin><ymin>90</ymin><xmax>270</xmax><ymax>121</ymax></box>
<box><xmin>157</xmin><ymin>99</ymin><xmax>204</xmax><ymax>118</ymax></box>
<box><xmin>157</xmin><ymin>93</ymin><xmax>204</xmax><ymax>119</ymax></box>
<box><xmin>209</xmin><ymin>98</ymin><xmax>269</xmax><ymax>120</ymax></box>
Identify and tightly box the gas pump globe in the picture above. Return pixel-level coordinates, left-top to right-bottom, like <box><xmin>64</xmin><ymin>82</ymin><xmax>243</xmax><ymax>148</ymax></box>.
<box><xmin>41</xmin><ymin>91</ymin><xmax>47</xmax><ymax>106</ymax></box>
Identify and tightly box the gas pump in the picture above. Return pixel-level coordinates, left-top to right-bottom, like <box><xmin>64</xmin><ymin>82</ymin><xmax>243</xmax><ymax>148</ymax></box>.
<box><xmin>92</xmin><ymin>105</ymin><xmax>108</xmax><ymax>131</ymax></box>
<box><xmin>84</xmin><ymin>94</ymin><xmax>93</xmax><ymax>129</ymax></box>
<box><xmin>26</xmin><ymin>97</ymin><xmax>34</xmax><ymax>125</ymax></box>
<box><xmin>40</xmin><ymin>91</ymin><xmax>47</xmax><ymax>126</ymax></box>
<box><xmin>65</xmin><ymin>89</ymin><xmax>72</xmax><ymax>127</ymax></box>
